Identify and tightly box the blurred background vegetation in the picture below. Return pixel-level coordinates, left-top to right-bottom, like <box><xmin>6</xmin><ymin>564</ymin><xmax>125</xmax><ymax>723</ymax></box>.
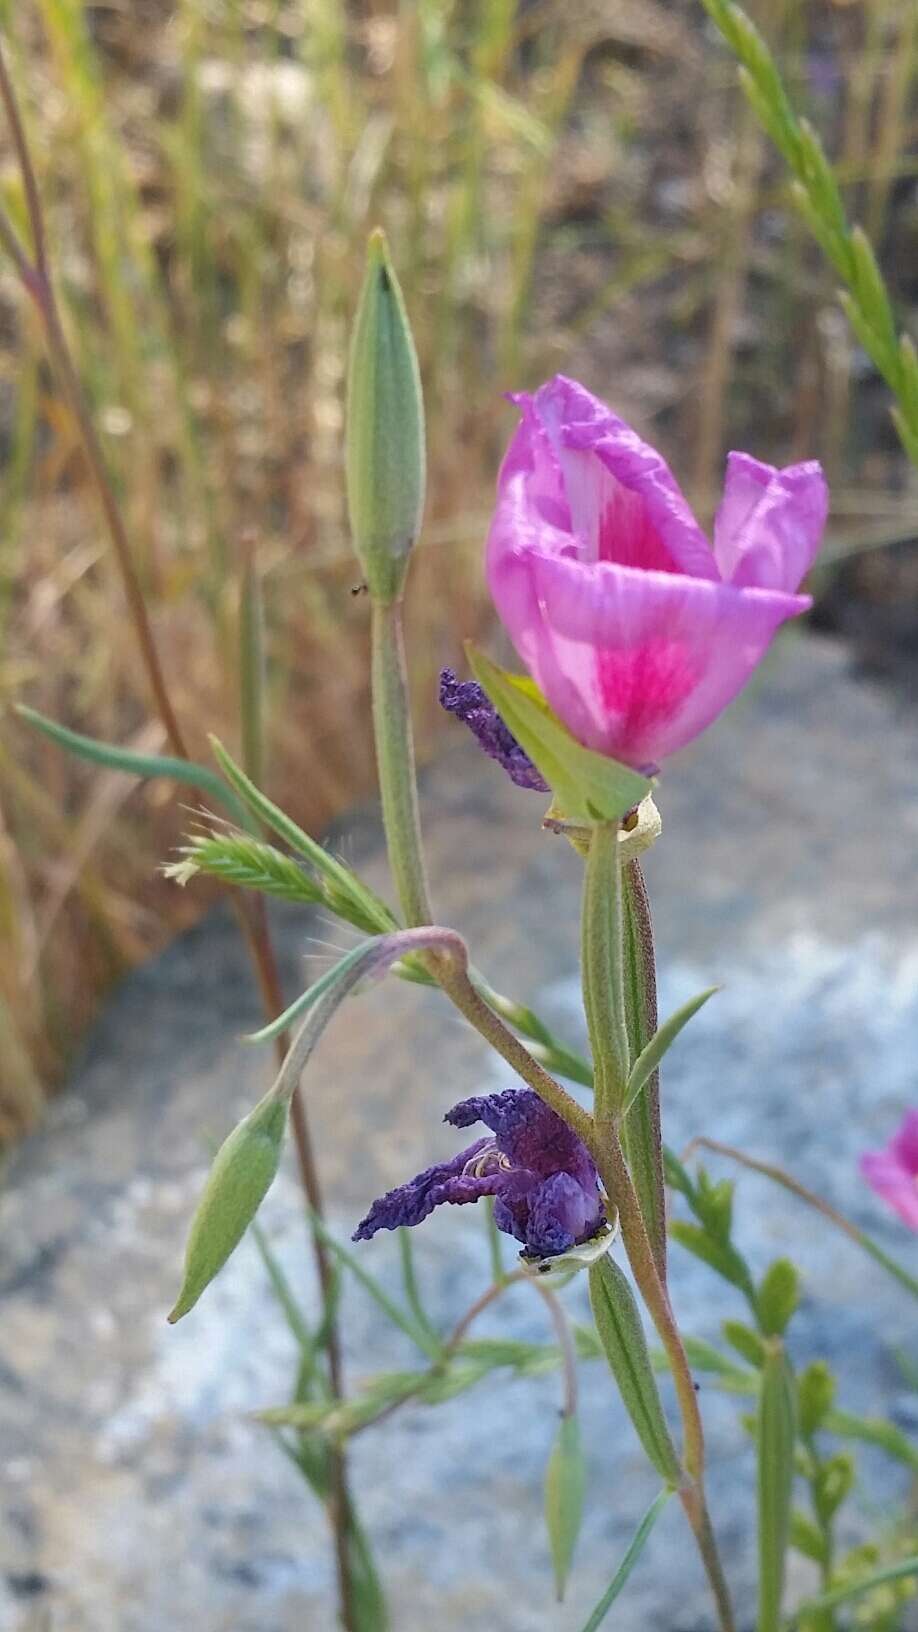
<box><xmin>0</xmin><ymin>0</ymin><xmax>915</xmax><ymax>1136</ymax></box>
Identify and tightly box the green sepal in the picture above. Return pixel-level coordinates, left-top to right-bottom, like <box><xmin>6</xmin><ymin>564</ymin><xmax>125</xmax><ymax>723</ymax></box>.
<box><xmin>168</xmin><ymin>1095</ymin><xmax>287</xmax><ymax>1322</ymax></box>
<box><xmin>588</xmin><ymin>1257</ymin><xmax>682</xmax><ymax>1485</ymax></box>
<box><xmin>545</xmin><ymin>1413</ymin><xmax>587</xmax><ymax>1600</ymax></box>
<box><xmin>465</xmin><ymin>645</ymin><xmax>652</xmax><ymax>823</ymax></box>
<box><xmin>757</xmin><ymin>1340</ymin><xmax>797</xmax><ymax>1632</ymax></box>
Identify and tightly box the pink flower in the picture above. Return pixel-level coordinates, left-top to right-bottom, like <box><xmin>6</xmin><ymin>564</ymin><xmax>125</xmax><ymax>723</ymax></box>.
<box><xmin>860</xmin><ymin>1111</ymin><xmax>918</xmax><ymax>1231</ymax></box>
<box><xmin>486</xmin><ymin>376</ymin><xmax>828</xmax><ymax>771</ymax></box>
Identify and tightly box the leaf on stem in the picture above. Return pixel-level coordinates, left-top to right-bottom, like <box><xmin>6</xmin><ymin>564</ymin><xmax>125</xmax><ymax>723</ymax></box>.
<box><xmin>621</xmin><ymin>986</ymin><xmax>718</xmax><ymax>1118</ymax></box>
<box><xmin>15</xmin><ymin>704</ymin><xmax>252</xmax><ymax>831</ymax></box>
<box><xmin>588</xmin><ymin>1257</ymin><xmax>682</xmax><ymax>1486</ymax></box>
<box><xmin>579</xmin><ymin>1487</ymin><xmax>673</xmax><ymax>1632</ymax></box>
<box><xmin>545</xmin><ymin>1413</ymin><xmax>587</xmax><ymax>1601</ymax></box>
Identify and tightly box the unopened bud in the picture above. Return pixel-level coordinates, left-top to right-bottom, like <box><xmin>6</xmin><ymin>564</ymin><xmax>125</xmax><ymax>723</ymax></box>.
<box><xmin>346</xmin><ymin>229</ymin><xmax>426</xmax><ymax>602</ymax></box>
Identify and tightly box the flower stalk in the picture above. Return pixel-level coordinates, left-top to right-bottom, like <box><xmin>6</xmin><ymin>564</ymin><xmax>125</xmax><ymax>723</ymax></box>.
<box><xmin>371</xmin><ymin>598</ymin><xmax>434</xmax><ymax>927</ymax></box>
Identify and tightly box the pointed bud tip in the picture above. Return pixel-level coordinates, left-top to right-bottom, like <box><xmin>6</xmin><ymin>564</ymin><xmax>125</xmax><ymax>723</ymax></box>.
<box><xmin>367</xmin><ymin>226</ymin><xmax>388</xmax><ymax>261</ymax></box>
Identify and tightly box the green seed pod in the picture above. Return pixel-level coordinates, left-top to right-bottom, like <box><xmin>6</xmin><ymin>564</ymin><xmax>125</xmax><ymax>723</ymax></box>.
<box><xmin>168</xmin><ymin>1094</ymin><xmax>288</xmax><ymax>1323</ymax></box>
<box><xmin>346</xmin><ymin>229</ymin><xmax>426</xmax><ymax>604</ymax></box>
<box><xmin>589</xmin><ymin>1257</ymin><xmax>682</xmax><ymax>1486</ymax></box>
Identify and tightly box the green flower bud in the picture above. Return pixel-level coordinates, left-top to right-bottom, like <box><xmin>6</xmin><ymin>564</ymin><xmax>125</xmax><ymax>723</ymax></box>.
<box><xmin>346</xmin><ymin>229</ymin><xmax>426</xmax><ymax>603</ymax></box>
<box><xmin>168</xmin><ymin>1094</ymin><xmax>287</xmax><ymax>1323</ymax></box>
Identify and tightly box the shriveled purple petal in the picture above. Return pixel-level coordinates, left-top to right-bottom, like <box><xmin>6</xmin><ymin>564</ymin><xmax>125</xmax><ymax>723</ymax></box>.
<box><xmin>527</xmin><ymin>1173</ymin><xmax>598</xmax><ymax>1257</ymax></box>
<box><xmin>439</xmin><ymin>668</ymin><xmax>548</xmax><ymax>792</ymax></box>
<box><xmin>447</xmin><ymin>1089</ymin><xmax>594</xmax><ymax>1185</ymax></box>
<box><xmin>352</xmin><ymin>1137</ymin><xmax>495</xmax><ymax>1240</ymax></box>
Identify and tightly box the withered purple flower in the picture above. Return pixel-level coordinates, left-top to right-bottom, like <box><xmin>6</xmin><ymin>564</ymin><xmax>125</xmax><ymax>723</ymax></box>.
<box><xmin>353</xmin><ymin>1088</ymin><xmax>603</xmax><ymax>1258</ymax></box>
<box><xmin>439</xmin><ymin>668</ymin><xmax>548</xmax><ymax>792</ymax></box>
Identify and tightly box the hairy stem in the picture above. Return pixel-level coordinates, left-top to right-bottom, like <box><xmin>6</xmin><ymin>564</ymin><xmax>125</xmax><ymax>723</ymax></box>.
<box><xmin>370</xmin><ymin>598</ymin><xmax>433</xmax><ymax>926</ymax></box>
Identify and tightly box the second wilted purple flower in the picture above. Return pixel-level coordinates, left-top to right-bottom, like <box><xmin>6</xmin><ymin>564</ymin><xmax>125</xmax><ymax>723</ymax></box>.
<box><xmin>354</xmin><ymin>1088</ymin><xmax>604</xmax><ymax>1259</ymax></box>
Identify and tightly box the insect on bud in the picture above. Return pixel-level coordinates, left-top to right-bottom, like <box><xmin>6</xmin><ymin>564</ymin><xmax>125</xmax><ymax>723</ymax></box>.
<box><xmin>346</xmin><ymin>229</ymin><xmax>426</xmax><ymax>603</ymax></box>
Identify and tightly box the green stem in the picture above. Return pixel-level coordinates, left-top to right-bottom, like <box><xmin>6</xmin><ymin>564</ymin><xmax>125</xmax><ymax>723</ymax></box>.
<box><xmin>370</xmin><ymin>597</ymin><xmax>433</xmax><ymax>926</ymax></box>
<box><xmin>581</xmin><ymin>821</ymin><xmax>630</xmax><ymax>1124</ymax></box>
<box><xmin>621</xmin><ymin>861</ymin><xmax>667</xmax><ymax>1282</ymax></box>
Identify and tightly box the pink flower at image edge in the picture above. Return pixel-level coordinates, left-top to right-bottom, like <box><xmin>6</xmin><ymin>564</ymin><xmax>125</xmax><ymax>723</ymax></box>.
<box><xmin>486</xmin><ymin>375</ymin><xmax>829</xmax><ymax>772</ymax></box>
<box><xmin>860</xmin><ymin>1111</ymin><xmax>918</xmax><ymax>1231</ymax></box>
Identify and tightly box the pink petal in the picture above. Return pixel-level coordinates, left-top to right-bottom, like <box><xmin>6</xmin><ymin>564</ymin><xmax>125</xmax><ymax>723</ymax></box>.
<box><xmin>713</xmin><ymin>452</ymin><xmax>828</xmax><ymax>592</ymax></box>
<box><xmin>890</xmin><ymin>1109</ymin><xmax>918</xmax><ymax>1175</ymax></box>
<box><xmin>490</xmin><ymin>519</ymin><xmax>808</xmax><ymax>768</ymax></box>
<box><xmin>527</xmin><ymin>377</ymin><xmax>719</xmax><ymax>581</ymax></box>
<box><xmin>860</xmin><ymin>1150</ymin><xmax>918</xmax><ymax>1231</ymax></box>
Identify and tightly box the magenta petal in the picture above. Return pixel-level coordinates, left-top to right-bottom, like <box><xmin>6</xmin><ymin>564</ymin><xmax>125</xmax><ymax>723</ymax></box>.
<box><xmin>713</xmin><ymin>452</ymin><xmax>828</xmax><ymax>592</ymax></box>
<box><xmin>860</xmin><ymin>1150</ymin><xmax>918</xmax><ymax>1231</ymax></box>
<box><xmin>486</xmin><ymin>377</ymin><xmax>827</xmax><ymax>769</ymax></box>
<box><xmin>528</xmin><ymin>376</ymin><xmax>719</xmax><ymax>581</ymax></box>
<box><xmin>506</xmin><ymin>546</ymin><xmax>808</xmax><ymax>767</ymax></box>
<box><xmin>890</xmin><ymin>1109</ymin><xmax>918</xmax><ymax>1175</ymax></box>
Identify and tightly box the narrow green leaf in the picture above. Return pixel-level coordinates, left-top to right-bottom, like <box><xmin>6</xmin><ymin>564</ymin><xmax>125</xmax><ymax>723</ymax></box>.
<box><xmin>722</xmin><ymin>1320</ymin><xmax>766</xmax><ymax>1369</ymax></box>
<box><xmin>669</xmin><ymin>1221</ymin><xmax>757</xmax><ymax>1309</ymax></box>
<box><xmin>786</xmin><ymin>1556</ymin><xmax>918</xmax><ymax>1623</ymax></box>
<box><xmin>797</xmin><ymin>1362</ymin><xmax>835</xmax><ymax>1439</ymax></box>
<box><xmin>588</xmin><ymin>1258</ymin><xmax>682</xmax><ymax>1485</ymax></box>
<box><xmin>545</xmin><ymin>1414</ymin><xmax>587</xmax><ymax>1600</ymax></box>
<box><xmin>246</xmin><ymin>940</ymin><xmax>382</xmax><ymax>1045</ymax></box>
<box><xmin>825</xmin><ymin>1406</ymin><xmax>918</xmax><ymax>1473</ymax></box>
<box><xmin>623</xmin><ymin>986</ymin><xmax>718</xmax><ymax>1118</ymax></box>
<box><xmin>466</xmin><ymin>645</ymin><xmax>651</xmax><ymax>823</ymax></box>
<box><xmin>398</xmin><ymin>1229</ymin><xmax>442</xmax><ymax>1357</ymax></box>
<box><xmin>757</xmin><ymin>1340</ymin><xmax>797</xmax><ymax>1632</ymax></box>
<box><xmin>790</xmin><ymin>1510</ymin><xmax>828</xmax><ymax>1567</ymax></box>
<box><xmin>579</xmin><ymin>1488</ymin><xmax>673</xmax><ymax>1632</ymax></box>
<box><xmin>210</xmin><ymin>735</ymin><xmax>397</xmax><ymax>934</ymax></box>
<box><xmin>812</xmin><ymin>1454</ymin><xmax>854</xmax><ymax>1526</ymax></box>
<box><xmin>15</xmin><ymin>704</ymin><xmax>252</xmax><ymax>831</ymax></box>
<box><xmin>307</xmin><ymin>1211</ymin><xmax>442</xmax><ymax>1361</ymax></box>
<box><xmin>758</xmin><ymin>1259</ymin><xmax>800</xmax><ymax>1338</ymax></box>
<box><xmin>168</xmin><ymin>1095</ymin><xmax>288</xmax><ymax>1322</ymax></box>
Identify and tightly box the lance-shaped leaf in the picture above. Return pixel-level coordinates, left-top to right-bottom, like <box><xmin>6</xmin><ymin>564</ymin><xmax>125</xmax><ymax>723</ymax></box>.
<box><xmin>16</xmin><ymin>704</ymin><xmax>252</xmax><ymax>831</ymax></box>
<box><xmin>169</xmin><ymin>925</ymin><xmax>469</xmax><ymax>1322</ymax></box>
<box><xmin>580</xmin><ymin>1487</ymin><xmax>673</xmax><ymax>1632</ymax></box>
<box><xmin>621</xmin><ymin>986</ymin><xmax>719</xmax><ymax>1119</ymax></box>
<box><xmin>757</xmin><ymin>1339</ymin><xmax>797</xmax><ymax>1632</ymax></box>
<box><xmin>545</xmin><ymin>1413</ymin><xmax>587</xmax><ymax>1600</ymax></box>
<box><xmin>169</xmin><ymin>1095</ymin><xmax>288</xmax><ymax>1323</ymax></box>
<box><xmin>466</xmin><ymin>646</ymin><xmax>651</xmax><ymax>824</ymax></box>
<box><xmin>588</xmin><ymin>1257</ymin><xmax>682</xmax><ymax>1486</ymax></box>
